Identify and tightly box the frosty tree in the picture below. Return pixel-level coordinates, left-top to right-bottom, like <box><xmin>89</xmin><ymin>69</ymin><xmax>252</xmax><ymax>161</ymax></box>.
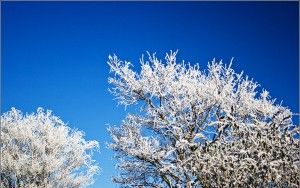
<box><xmin>0</xmin><ymin>108</ymin><xmax>99</xmax><ymax>188</ymax></box>
<box><xmin>108</xmin><ymin>51</ymin><xmax>299</xmax><ymax>187</ymax></box>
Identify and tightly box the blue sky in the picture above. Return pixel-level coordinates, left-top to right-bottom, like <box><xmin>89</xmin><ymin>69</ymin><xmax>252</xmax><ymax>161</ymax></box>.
<box><xmin>2</xmin><ymin>2</ymin><xmax>299</xmax><ymax>188</ymax></box>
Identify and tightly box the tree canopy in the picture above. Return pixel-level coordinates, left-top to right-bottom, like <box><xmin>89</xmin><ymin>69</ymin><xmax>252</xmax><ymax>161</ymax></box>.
<box><xmin>1</xmin><ymin>108</ymin><xmax>99</xmax><ymax>188</ymax></box>
<box><xmin>108</xmin><ymin>51</ymin><xmax>299</xmax><ymax>187</ymax></box>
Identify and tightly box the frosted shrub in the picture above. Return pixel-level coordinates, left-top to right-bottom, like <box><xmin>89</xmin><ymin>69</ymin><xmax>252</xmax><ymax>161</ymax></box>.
<box><xmin>1</xmin><ymin>108</ymin><xmax>99</xmax><ymax>188</ymax></box>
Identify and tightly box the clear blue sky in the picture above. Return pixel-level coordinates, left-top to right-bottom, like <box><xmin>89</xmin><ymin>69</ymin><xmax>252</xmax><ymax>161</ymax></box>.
<box><xmin>2</xmin><ymin>2</ymin><xmax>299</xmax><ymax>188</ymax></box>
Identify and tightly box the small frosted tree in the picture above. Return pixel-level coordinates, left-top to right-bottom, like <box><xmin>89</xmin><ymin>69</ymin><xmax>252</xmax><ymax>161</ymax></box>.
<box><xmin>108</xmin><ymin>51</ymin><xmax>299</xmax><ymax>187</ymax></box>
<box><xmin>1</xmin><ymin>108</ymin><xmax>99</xmax><ymax>188</ymax></box>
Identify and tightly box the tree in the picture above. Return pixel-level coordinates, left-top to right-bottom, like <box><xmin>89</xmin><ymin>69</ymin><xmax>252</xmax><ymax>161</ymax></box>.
<box><xmin>1</xmin><ymin>108</ymin><xmax>99</xmax><ymax>188</ymax></box>
<box><xmin>107</xmin><ymin>51</ymin><xmax>299</xmax><ymax>188</ymax></box>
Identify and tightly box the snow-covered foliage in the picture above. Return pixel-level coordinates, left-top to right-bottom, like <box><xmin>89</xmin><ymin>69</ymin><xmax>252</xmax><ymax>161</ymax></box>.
<box><xmin>1</xmin><ymin>108</ymin><xmax>99</xmax><ymax>188</ymax></box>
<box><xmin>108</xmin><ymin>51</ymin><xmax>299</xmax><ymax>187</ymax></box>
